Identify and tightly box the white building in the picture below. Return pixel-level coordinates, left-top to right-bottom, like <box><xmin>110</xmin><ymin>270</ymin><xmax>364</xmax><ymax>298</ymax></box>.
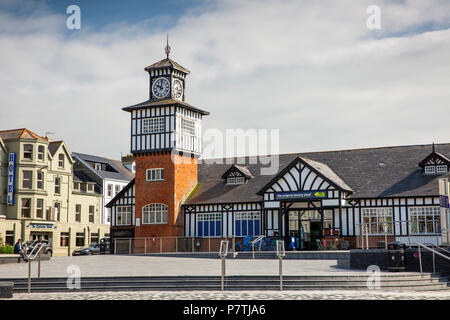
<box><xmin>72</xmin><ymin>153</ymin><xmax>134</xmax><ymax>225</ymax></box>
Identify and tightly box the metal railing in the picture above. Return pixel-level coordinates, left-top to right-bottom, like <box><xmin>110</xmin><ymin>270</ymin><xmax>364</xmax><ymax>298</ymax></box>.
<box><xmin>251</xmin><ymin>235</ymin><xmax>266</xmax><ymax>259</ymax></box>
<box><xmin>113</xmin><ymin>236</ymin><xmax>236</xmax><ymax>255</ymax></box>
<box><xmin>26</xmin><ymin>242</ymin><xmax>46</xmax><ymax>293</ymax></box>
<box><xmin>112</xmin><ymin>236</ymin><xmax>288</xmax><ymax>255</ymax></box>
<box><xmin>357</xmin><ymin>220</ymin><xmax>441</xmax><ymax>249</ymax></box>
<box><xmin>417</xmin><ymin>242</ymin><xmax>450</xmax><ymax>276</ymax></box>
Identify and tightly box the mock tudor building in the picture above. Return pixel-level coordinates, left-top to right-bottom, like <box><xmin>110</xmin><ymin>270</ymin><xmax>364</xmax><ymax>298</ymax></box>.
<box><xmin>0</xmin><ymin>129</ymin><xmax>109</xmax><ymax>256</ymax></box>
<box><xmin>107</xmin><ymin>47</ymin><xmax>450</xmax><ymax>250</ymax></box>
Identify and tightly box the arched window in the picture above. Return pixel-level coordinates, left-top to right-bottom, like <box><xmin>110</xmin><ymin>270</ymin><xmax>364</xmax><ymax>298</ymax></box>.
<box><xmin>142</xmin><ymin>203</ymin><xmax>168</xmax><ymax>224</ymax></box>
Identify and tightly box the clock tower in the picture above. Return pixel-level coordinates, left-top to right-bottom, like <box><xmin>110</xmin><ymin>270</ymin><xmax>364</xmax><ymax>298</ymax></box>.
<box><xmin>122</xmin><ymin>40</ymin><xmax>209</xmax><ymax>237</ymax></box>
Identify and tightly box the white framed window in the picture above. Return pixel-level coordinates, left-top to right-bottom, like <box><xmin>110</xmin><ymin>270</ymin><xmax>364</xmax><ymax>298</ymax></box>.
<box><xmin>425</xmin><ymin>166</ymin><xmax>436</xmax><ymax>174</ymax></box>
<box><xmin>142</xmin><ymin>117</ymin><xmax>165</xmax><ymax>134</ymax></box>
<box><xmin>409</xmin><ymin>207</ymin><xmax>440</xmax><ymax>234</ymax></box>
<box><xmin>23</xmin><ymin>144</ymin><xmax>33</xmax><ymax>160</ymax></box>
<box><xmin>362</xmin><ymin>208</ymin><xmax>393</xmax><ymax>235</ymax></box>
<box><xmin>197</xmin><ymin>213</ymin><xmax>222</xmax><ymax>237</ymax></box>
<box><xmin>37</xmin><ymin>172</ymin><xmax>44</xmax><ymax>189</ymax></box>
<box><xmin>146</xmin><ymin>168</ymin><xmax>164</xmax><ymax>181</ymax></box>
<box><xmin>226</xmin><ymin>177</ymin><xmax>245</xmax><ymax>185</ymax></box>
<box><xmin>115</xmin><ymin>185</ymin><xmax>120</xmax><ymax>195</ymax></box>
<box><xmin>58</xmin><ymin>154</ymin><xmax>65</xmax><ymax>169</ymax></box>
<box><xmin>107</xmin><ymin>184</ymin><xmax>113</xmax><ymax>197</ymax></box>
<box><xmin>142</xmin><ymin>203</ymin><xmax>168</xmax><ymax>224</ymax></box>
<box><xmin>37</xmin><ymin>145</ymin><xmax>45</xmax><ymax>161</ymax></box>
<box><xmin>181</xmin><ymin>118</ymin><xmax>196</xmax><ymax>136</ymax></box>
<box><xmin>116</xmin><ymin>206</ymin><xmax>132</xmax><ymax>226</ymax></box>
<box><xmin>234</xmin><ymin>211</ymin><xmax>261</xmax><ymax>237</ymax></box>
<box><xmin>95</xmin><ymin>163</ymin><xmax>102</xmax><ymax>171</ymax></box>
<box><xmin>436</xmin><ymin>165</ymin><xmax>448</xmax><ymax>174</ymax></box>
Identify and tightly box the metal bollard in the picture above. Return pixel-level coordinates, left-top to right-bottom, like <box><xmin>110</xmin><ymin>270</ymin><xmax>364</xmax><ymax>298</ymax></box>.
<box><xmin>221</xmin><ymin>256</ymin><xmax>226</xmax><ymax>291</ymax></box>
<box><xmin>418</xmin><ymin>245</ymin><xmax>423</xmax><ymax>276</ymax></box>
<box><xmin>38</xmin><ymin>251</ymin><xmax>41</xmax><ymax>278</ymax></box>
<box><xmin>279</xmin><ymin>256</ymin><xmax>283</xmax><ymax>291</ymax></box>
<box><xmin>28</xmin><ymin>258</ymin><xmax>31</xmax><ymax>294</ymax></box>
<box><xmin>432</xmin><ymin>245</ymin><xmax>436</xmax><ymax>274</ymax></box>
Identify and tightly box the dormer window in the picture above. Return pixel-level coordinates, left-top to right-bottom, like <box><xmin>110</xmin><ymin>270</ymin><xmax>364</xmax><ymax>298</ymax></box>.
<box><xmin>222</xmin><ymin>164</ymin><xmax>253</xmax><ymax>185</ymax></box>
<box><xmin>436</xmin><ymin>165</ymin><xmax>448</xmax><ymax>174</ymax></box>
<box><xmin>418</xmin><ymin>145</ymin><xmax>450</xmax><ymax>175</ymax></box>
<box><xmin>227</xmin><ymin>177</ymin><xmax>246</xmax><ymax>185</ymax></box>
<box><xmin>424</xmin><ymin>166</ymin><xmax>436</xmax><ymax>174</ymax></box>
<box><xmin>95</xmin><ymin>163</ymin><xmax>102</xmax><ymax>171</ymax></box>
<box><xmin>425</xmin><ymin>165</ymin><xmax>449</xmax><ymax>174</ymax></box>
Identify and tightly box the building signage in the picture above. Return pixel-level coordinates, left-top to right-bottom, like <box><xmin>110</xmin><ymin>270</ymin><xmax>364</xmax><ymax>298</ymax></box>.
<box><xmin>274</xmin><ymin>190</ymin><xmax>328</xmax><ymax>201</ymax></box>
<box><xmin>26</xmin><ymin>224</ymin><xmax>56</xmax><ymax>230</ymax></box>
<box><xmin>7</xmin><ymin>153</ymin><xmax>15</xmax><ymax>205</ymax></box>
<box><xmin>439</xmin><ymin>195</ymin><xmax>449</xmax><ymax>208</ymax></box>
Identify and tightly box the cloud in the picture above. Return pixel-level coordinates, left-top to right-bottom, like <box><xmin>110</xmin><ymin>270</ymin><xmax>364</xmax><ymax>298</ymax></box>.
<box><xmin>0</xmin><ymin>0</ymin><xmax>449</xmax><ymax>159</ymax></box>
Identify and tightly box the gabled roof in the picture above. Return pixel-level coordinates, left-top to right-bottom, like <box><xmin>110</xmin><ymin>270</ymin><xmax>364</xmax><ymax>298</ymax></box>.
<box><xmin>418</xmin><ymin>151</ymin><xmax>450</xmax><ymax>168</ymax></box>
<box><xmin>106</xmin><ymin>178</ymin><xmax>135</xmax><ymax>208</ymax></box>
<box><xmin>144</xmin><ymin>58</ymin><xmax>190</xmax><ymax>74</ymax></box>
<box><xmin>0</xmin><ymin>128</ymin><xmax>48</xmax><ymax>141</ymax></box>
<box><xmin>72</xmin><ymin>152</ymin><xmax>134</xmax><ymax>182</ymax></box>
<box><xmin>301</xmin><ymin>157</ymin><xmax>354</xmax><ymax>192</ymax></box>
<box><xmin>48</xmin><ymin>141</ymin><xmax>63</xmax><ymax>156</ymax></box>
<box><xmin>122</xmin><ymin>97</ymin><xmax>210</xmax><ymax>115</ymax></box>
<box><xmin>48</xmin><ymin>141</ymin><xmax>74</xmax><ymax>163</ymax></box>
<box><xmin>221</xmin><ymin>164</ymin><xmax>254</xmax><ymax>179</ymax></box>
<box><xmin>185</xmin><ymin>143</ymin><xmax>450</xmax><ymax>205</ymax></box>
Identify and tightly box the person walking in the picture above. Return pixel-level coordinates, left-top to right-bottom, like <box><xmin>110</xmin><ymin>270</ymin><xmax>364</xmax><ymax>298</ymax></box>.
<box><xmin>14</xmin><ymin>239</ymin><xmax>28</xmax><ymax>263</ymax></box>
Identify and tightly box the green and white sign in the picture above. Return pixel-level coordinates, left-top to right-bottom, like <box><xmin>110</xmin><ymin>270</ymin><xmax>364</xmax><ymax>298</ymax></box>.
<box><xmin>274</xmin><ymin>190</ymin><xmax>328</xmax><ymax>200</ymax></box>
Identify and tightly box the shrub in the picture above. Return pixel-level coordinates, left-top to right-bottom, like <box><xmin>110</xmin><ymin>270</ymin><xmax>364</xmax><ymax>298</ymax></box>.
<box><xmin>0</xmin><ymin>245</ymin><xmax>14</xmax><ymax>254</ymax></box>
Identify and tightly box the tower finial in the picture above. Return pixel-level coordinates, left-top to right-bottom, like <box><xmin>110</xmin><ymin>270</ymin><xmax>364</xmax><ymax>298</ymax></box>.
<box><xmin>165</xmin><ymin>34</ymin><xmax>171</xmax><ymax>59</ymax></box>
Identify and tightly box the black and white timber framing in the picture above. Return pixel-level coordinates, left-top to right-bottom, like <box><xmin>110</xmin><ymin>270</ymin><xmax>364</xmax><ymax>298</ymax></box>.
<box><xmin>108</xmin><ymin>144</ymin><xmax>450</xmax><ymax>246</ymax></box>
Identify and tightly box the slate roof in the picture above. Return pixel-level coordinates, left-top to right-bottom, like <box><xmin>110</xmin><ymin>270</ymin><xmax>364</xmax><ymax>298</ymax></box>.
<box><xmin>185</xmin><ymin>143</ymin><xmax>450</xmax><ymax>205</ymax></box>
<box><xmin>48</xmin><ymin>141</ymin><xmax>63</xmax><ymax>156</ymax></box>
<box><xmin>73</xmin><ymin>171</ymin><xmax>97</xmax><ymax>183</ymax></box>
<box><xmin>72</xmin><ymin>152</ymin><xmax>134</xmax><ymax>182</ymax></box>
<box><xmin>122</xmin><ymin>97</ymin><xmax>210</xmax><ymax>115</ymax></box>
<box><xmin>144</xmin><ymin>58</ymin><xmax>190</xmax><ymax>74</ymax></box>
<box><xmin>0</xmin><ymin>128</ymin><xmax>47</xmax><ymax>141</ymax></box>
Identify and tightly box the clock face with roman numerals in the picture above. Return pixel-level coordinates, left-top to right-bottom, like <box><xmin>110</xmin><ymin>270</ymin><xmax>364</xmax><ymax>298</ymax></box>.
<box><xmin>152</xmin><ymin>77</ymin><xmax>170</xmax><ymax>99</ymax></box>
<box><xmin>172</xmin><ymin>79</ymin><xmax>183</xmax><ymax>99</ymax></box>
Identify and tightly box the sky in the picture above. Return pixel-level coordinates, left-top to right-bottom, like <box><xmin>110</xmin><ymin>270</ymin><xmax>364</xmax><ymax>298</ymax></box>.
<box><xmin>0</xmin><ymin>0</ymin><xmax>450</xmax><ymax>160</ymax></box>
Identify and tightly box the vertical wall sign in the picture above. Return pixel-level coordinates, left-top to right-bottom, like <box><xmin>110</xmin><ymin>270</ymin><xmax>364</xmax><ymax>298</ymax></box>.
<box><xmin>7</xmin><ymin>152</ymin><xmax>15</xmax><ymax>205</ymax></box>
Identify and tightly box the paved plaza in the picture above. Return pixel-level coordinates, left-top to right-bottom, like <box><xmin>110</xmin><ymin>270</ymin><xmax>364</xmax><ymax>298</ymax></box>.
<box><xmin>1</xmin><ymin>255</ymin><xmax>450</xmax><ymax>300</ymax></box>
<box><xmin>0</xmin><ymin>255</ymin><xmax>359</xmax><ymax>278</ymax></box>
<box><xmin>6</xmin><ymin>290</ymin><xmax>450</xmax><ymax>300</ymax></box>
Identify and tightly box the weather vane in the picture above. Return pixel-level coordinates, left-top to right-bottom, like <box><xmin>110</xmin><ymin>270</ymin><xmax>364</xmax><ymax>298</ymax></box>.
<box><xmin>165</xmin><ymin>34</ymin><xmax>171</xmax><ymax>59</ymax></box>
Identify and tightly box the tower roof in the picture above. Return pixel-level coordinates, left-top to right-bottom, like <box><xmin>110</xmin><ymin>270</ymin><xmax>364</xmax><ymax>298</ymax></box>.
<box><xmin>122</xmin><ymin>97</ymin><xmax>209</xmax><ymax>115</ymax></box>
<box><xmin>144</xmin><ymin>57</ymin><xmax>191</xmax><ymax>74</ymax></box>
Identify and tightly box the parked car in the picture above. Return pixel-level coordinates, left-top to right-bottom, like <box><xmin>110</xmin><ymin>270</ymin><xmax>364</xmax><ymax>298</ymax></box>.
<box><xmin>99</xmin><ymin>238</ymin><xmax>110</xmax><ymax>254</ymax></box>
<box><xmin>72</xmin><ymin>243</ymin><xmax>100</xmax><ymax>256</ymax></box>
<box><xmin>26</xmin><ymin>239</ymin><xmax>53</xmax><ymax>257</ymax></box>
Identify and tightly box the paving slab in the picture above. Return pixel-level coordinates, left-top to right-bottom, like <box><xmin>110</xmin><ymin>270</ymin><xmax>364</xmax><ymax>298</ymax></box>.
<box><xmin>0</xmin><ymin>255</ymin><xmax>369</xmax><ymax>279</ymax></box>
<box><xmin>4</xmin><ymin>290</ymin><xmax>450</xmax><ymax>300</ymax></box>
